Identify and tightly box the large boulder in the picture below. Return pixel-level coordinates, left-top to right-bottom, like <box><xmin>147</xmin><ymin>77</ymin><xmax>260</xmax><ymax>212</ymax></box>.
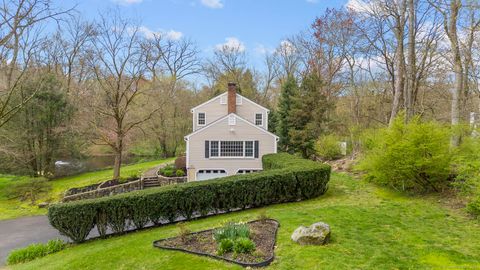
<box><xmin>291</xmin><ymin>222</ymin><xmax>330</xmax><ymax>245</ymax></box>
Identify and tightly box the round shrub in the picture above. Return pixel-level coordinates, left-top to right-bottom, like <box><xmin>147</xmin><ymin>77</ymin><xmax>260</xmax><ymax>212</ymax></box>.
<box><xmin>315</xmin><ymin>134</ymin><xmax>343</xmax><ymax>160</ymax></box>
<box><xmin>233</xmin><ymin>237</ymin><xmax>255</xmax><ymax>254</ymax></box>
<box><xmin>217</xmin><ymin>238</ymin><xmax>235</xmax><ymax>255</ymax></box>
<box><xmin>163</xmin><ymin>169</ymin><xmax>173</xmax><ymax>177</ymax></box>
<box><xmin>357</xmin><ymin>115</ymin><xmax>451</xmax><ymax>193</ymax></box>
<box><xmin>176</xmin><ymin>169</ymin><xmax>185</xmax><ymax>177</ymax></box>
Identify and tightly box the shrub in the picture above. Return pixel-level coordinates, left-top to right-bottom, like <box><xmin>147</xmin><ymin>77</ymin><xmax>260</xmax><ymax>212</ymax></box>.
<box><xmin>452</xmin><ymin>137</ymin><xmax>480</xmax><ymax>196</ymax></box>
<box><xmin>48</xmin><ymin>153</ymin><xmax>330</xmax><ymax>243</ymax></box>
<box><xmin>217</xmin><ymin>238</ymin><xmax>235</xmax><ymax>255</ymax></box>
<box><xmin>175</xmin><ymin>169</ymin><xmax>185</xmax><ymax>177</ymax></box>
<box><xmin>7</xmin><ymin>239</ymin><xmax>66</xmax><ymax>265</ymax></box>
<box><xmin>233</xmin><ymin>237</ymin><xmax>255</xmax><ymax>254</ymax></box>
<box><xmin>467</xmin><ymin>197</ymin><xmax>480</xmax><ymax>217</ymax></box>
<box><xmin>452</xmin><ymin>137</ymin><xmax>480</xmax><ymax>214</ymax></box>
<box><xmin>175</xmin><ymin>156</ymin><xmax>186</xmax><ymax>170</ymax></box>
<box><xmin>158</xmin><ymin>165</ymin><xmax>175</xmax><ymax>176</ymax></box>
<box><xmin>177</xmin><ymin>222</ymin><xmax>191</xmax><ymax>243</ymax></box>
<box><xmin>214</xmin><ymin>222</ymin><xmax>250</xmax><ymax>242</ymax></box>
<box><xmin>315</xmin><ymin>134</ymin><xmax>343</xmax><ymax>160</ymax></box>
<box><xmin>163</xmin><ymin>169</ymin><xmax>173</xmax><ymax>177</ymax></box>
<box><xmin>357</xmin><ymin>115</ymin><xmax>452</xmax><ymax>193</ymax></box>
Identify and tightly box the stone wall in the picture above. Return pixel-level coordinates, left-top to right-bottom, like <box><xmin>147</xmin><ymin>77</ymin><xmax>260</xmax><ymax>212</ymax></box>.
<box><xmin>63</xmin><ymin>179</ymin><xmax>143</xmax><ymax>202</ymax></box>
<box><xmin>157</xmin><ymin>175</ymin><xmax>187</xmax><ymax>186</ymax></box>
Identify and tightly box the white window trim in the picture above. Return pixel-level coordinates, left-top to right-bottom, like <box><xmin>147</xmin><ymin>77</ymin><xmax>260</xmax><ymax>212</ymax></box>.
<box><xmin>228</xmin><ymin>115</ymin><xmax>236</xmax><ymax>125</ymax></box>
<box><xmin>236</xmin><ymin>95</ymin><xmax>243</xmax><ymax>105</ymax></box>
<box><xmin>209</xmin><ymin>140</ymin><xmax>255</xmax><ymax>159</ymax></box>
<box><xmin>236</xmin><ymin>168</ymin><xmax>263</xmax><ymax>174</ymax></box>
<box><xmin>220</xmin><ymin>96</ymin><xmax>227</xmax><ymax>104</ymax></box>
<box><xmin>254</xmin><ymin>113</ymin><xmax>263</xmax><ymax>126</ymax></box>
<box><xmin>197</xmin><ymin>112</ymin><xmax>206</xmax><ymax>126</ymax></box>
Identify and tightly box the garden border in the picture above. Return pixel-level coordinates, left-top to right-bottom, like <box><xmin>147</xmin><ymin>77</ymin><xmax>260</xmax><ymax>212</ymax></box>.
<box><xmin>152</xmin><ymin>219</ymin><xmax>280</xmax><ymax>268</ymax></box>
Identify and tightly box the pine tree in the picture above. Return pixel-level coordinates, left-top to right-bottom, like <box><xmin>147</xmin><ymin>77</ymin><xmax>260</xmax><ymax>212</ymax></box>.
<box><xmin>276</xmin><ymin>76</ymin><xmax>298</xmax><ymax>152</ymax></box>
<box><xmin>288</xmin><ymin>74</ymin><xmax>330</xmax><ymax>158</ymax></box>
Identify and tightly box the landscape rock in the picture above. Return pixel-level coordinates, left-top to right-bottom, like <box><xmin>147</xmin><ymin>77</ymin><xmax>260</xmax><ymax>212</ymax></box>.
<box><xmin>38</xmin><ymin>202</ymin><xmax>49</xmax><ymax>208</ymax></box>
<box><xmin>291</xmin><ymin>222</ymin><xmax>330</xmax><ymax>245</ymax></box>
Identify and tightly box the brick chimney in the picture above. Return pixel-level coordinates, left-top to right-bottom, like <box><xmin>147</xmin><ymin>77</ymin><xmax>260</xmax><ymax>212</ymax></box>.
<box><xmin>227</xmin><ymin>82</ymin><xmax>237</xmax><ymax>114</ymax></box>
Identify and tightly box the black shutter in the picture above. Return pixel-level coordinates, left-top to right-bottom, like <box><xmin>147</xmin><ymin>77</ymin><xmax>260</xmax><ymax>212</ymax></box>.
<box><xmin>254</xmin><ymin>140</ymin><xmax>259</xmax><ymax>158</ymax></box>
<box><xmin>205</xmin><ymin>140</ymin><xmax>209</xmax><ymax>158</ymax></box>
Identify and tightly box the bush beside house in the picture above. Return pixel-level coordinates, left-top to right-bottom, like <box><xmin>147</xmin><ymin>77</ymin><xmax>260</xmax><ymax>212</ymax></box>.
<box><xmin>48</xmin><ymin>153</ymin><xmax>331</xmax><ymax>243</ymax></box>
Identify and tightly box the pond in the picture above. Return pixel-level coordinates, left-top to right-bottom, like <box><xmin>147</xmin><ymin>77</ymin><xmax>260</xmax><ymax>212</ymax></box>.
<box><xmin>54</xmin><ymin>155</ymin><xmax>155</xmax><ymax>177</ymax></box>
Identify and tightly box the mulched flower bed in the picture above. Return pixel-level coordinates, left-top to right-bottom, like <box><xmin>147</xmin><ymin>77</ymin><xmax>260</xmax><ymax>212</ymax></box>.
<box><xmin>153</xmin><ymin>219</ymin><xmax>280</xmax><ymax>267</ymax></box>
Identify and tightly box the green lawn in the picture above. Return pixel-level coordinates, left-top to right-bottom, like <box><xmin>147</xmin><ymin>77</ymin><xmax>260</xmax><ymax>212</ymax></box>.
<box><xmin>9</xmin><ymin>173</ymin><xmax>480</xmax><ymax>269</ymax></box>
<box><xmin>0</xmin><ymin>158</ymin><xmax>173</xmax><ymax>221</ymax></box>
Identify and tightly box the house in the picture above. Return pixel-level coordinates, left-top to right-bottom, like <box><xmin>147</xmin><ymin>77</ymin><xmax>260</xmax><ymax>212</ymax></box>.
<box><xmin>184</xmin><ymin>82</ymin><xmax>279</xmax><ymax>181</ymax></box>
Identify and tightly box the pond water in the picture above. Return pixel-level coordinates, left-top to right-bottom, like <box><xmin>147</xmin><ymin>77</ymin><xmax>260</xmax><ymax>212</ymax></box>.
<box><xmin>54</xmin><ymin>155</ymin><xmax>155</xmax><ymax>178</ymax></box>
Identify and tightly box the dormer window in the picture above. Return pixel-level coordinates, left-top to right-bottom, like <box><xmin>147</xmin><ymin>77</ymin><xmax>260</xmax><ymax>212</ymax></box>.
<box><xmin>198</xmin><ymin>112</ymin><xmax>206</xmax><ymax>126</ymax></box>
<box><xmin>255</xmin><ymin>113</ymin><xmax>263</xmax><ymax>126</ymax></box>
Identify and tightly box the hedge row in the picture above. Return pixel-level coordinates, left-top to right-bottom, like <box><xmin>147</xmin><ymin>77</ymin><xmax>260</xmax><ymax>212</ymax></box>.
<box><xmin>48</xmin><ymin>153</ymin><xmax>331</xmax><ymax>243</ymax></box>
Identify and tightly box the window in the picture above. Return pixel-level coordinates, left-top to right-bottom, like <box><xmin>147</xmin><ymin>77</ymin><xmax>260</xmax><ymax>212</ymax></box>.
<box><xmin>220</xmin><ymin>96</ymin><xmax>227</xmax><ymax>104</ymax></box>
<box><xmin>210</xmin><ymin>141</ymin><xmax>219</xmax><ymax>157</ymax></box>
<box><xmin>245</xmin><ymin>141</ymin><xmax>254</xmax><ymax>157</ymax></box>
<box><xmin>198</xmin><ymin>112</ymin><xmax>206</xmax><ymax>126</ymax></box>
<box><xmin>236</xmin><ymin>96</ymin><xmax>242</xmax><ymax>105</ymax></box>
<box><xmin>208</xmin><ymin>141</ymin><xmax>255</xmax><ymax>158</ymax></box>
<box><xmin>228</xmin><ymin>115</ymin><xmax>236</xmax><ymax>125</ymax></box>
<box><xmin>255</xmin><ymin>113</ymin><xmax>263</xmax><ymax>126</ymax></box>
<box><xmin>237</xmin><ymin>169</ymin><xmax>261</xmax><ymax>174</ymax></box>
<box><xmin>220</xmin><ymin>141</ymin><xmax>244</xmax><ymax>157</ymax></box>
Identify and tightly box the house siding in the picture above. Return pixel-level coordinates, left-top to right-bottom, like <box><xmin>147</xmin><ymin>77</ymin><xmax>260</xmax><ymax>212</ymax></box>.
<box><xmin>187</xmin><ymin>116</ymin><xmax>277</xmax><ymax>179</ymax></box>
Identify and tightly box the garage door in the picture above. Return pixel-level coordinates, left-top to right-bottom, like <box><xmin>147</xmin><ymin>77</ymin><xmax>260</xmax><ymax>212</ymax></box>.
<box><xmin>196</xmin><ymin>169</ymin><xmax>227</xmax><ymax>181</ymax></box>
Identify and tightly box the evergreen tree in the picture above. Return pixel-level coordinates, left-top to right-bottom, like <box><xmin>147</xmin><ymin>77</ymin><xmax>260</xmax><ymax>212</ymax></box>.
<box><xmin>268</xmin><ymin>109</ymin><xmax>278</xmax><ymax>134</ymax></box>
<box><xmin>276</xmin><ymin>76</ymin><xmax>298</xmax><ymax>152</ymax></box>
<box><xmin>288</xmin><ymin>74</ymin><xmax>330</xmax><ymax>158</ymax></box>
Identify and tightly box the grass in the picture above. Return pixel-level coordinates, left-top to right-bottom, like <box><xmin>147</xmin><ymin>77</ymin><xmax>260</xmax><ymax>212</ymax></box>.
<box><xmin>0</xmin><ymin>158</ymin><xmax>173</xmax><ymax>221</ymax></box>
<box><xmin>8</xmin><ymin>173</ymin><xmax>480</xmax><ymax>269</ymax></box>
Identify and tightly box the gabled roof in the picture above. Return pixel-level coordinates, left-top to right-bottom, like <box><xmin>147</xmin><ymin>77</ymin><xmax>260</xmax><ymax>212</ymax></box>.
<box><xmin>190</xmin><ymin>92</ymin><xmax>270</xmax><ymax>113</ymax></box>
<box><xmin>184</xmin><ymin>113</ymin><xmax>279</xmax><ymax>140</ymax></box>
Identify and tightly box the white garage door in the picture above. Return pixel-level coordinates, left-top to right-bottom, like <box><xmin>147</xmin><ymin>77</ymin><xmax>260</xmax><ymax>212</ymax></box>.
<box><xmin>196</xmin><ymin>169</ymin><xmax>227</xmax><ymax>181</ymax></box>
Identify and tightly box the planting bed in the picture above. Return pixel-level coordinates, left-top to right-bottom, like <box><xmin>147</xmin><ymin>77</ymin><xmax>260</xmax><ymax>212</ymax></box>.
<box><xmin>153</xmin><ymin>219</ymin><xmax>279</xmax><ymax>267</ymax></box>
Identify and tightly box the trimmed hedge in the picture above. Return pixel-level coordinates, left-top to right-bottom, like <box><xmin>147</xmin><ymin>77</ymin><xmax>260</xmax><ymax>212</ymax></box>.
<box><xmin>48</xmin><ymin>153</ymin><xmax>331</xmax><ymax>243</ymax></box>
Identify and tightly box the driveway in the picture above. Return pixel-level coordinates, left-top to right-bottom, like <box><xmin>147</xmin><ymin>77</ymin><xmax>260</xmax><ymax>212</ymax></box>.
<box><xmin>0</xmin><ymin>215</ymin><xmax>67</xmax><ymax>264</ymax></box>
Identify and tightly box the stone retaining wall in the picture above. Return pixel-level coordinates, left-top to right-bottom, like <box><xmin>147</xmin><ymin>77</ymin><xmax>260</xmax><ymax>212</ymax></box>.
<box><xmin>157</xmin><ymin>175</ymin><xmax>187</xmax><ymax>185</ymax></box>
<box><xmin>63</xmin><ymin>179</ymin><xmax>143</xmax><ymax>202</ymax></box>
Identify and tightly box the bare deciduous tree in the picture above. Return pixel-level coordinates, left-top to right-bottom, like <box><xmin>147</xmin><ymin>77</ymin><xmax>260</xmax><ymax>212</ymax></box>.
<box><xmin>0</xmin><ymin>0</ymin><xmax>73</xmax><ymax>128</ymax></box>
<box><xmin>89</xmin><ymin>11</ymin><xmax>156</xmax><ymax>179</ymax></box>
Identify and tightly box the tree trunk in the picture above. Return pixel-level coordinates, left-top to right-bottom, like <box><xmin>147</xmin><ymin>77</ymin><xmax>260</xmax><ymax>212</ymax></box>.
<box><xmin>389</xmin><ymin>1</ymin><xmax>407</xmax><ymax>126</ymax></box>
<box><xmin>405</xmin><ymin>0</ymin><xmax>416</xmax><ymax>122</ymax></box>
<box><xmin>448</xmin><ymin>0</ymin><xmax>463</xmax><ymax>147</ymax></box>
<box><xmin>389</xmin><ymin>37</ymin><xmax>405</xmax><ymax>126</ymax></box>
<box><xmin>113</xmin><ymin>136</ymin><xmax>123</xmax><ymax>180</ymax></box>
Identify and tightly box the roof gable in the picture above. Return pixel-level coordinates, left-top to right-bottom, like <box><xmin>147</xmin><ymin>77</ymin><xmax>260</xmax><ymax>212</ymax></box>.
<box><xmin>185</xmin><ymin>113</ymin><xmax>279</xmax><ymax>140</ymax></box>
<box><xmin>190</xmin><ymin>92</ymin><xmax>270</xmax><ymax>113</ymax></box>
